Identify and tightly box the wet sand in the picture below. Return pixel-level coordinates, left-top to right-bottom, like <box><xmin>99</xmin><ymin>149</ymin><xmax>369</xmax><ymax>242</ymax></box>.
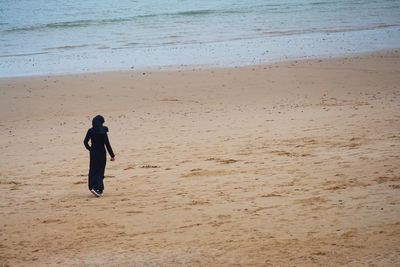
<box><xmin>0</xmin><ymin>50</ymin><xmax>399</xmax><ymax>266</ymax></box>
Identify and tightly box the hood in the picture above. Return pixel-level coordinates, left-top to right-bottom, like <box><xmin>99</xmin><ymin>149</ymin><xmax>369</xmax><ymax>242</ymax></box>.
<box><xmin>92</xmin><ymin>115</ymin><xmax>108</xmax><ymax>134</ymax></box>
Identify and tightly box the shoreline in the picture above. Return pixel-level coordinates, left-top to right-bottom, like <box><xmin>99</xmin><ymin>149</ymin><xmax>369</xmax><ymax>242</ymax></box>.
<box><xmin>1</xmin><ymin>47</ymin><xmax>399</xmax><ymax>81</ymax></box>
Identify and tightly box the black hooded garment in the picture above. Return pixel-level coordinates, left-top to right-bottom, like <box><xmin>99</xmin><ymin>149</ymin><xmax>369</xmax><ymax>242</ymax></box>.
<box><xmin>84</xmin><ymin>115</ymin><xmax>115</xmax><ymax>193</ymax></box>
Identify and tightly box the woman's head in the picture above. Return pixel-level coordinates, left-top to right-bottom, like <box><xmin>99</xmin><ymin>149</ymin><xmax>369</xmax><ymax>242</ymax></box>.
<box><xmin>92</xmin><ymin>115</ymin><xmax>108</xmax><ymax>134</ymax></box>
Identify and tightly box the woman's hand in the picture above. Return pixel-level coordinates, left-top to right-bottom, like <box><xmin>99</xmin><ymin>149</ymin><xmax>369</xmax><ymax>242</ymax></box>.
<box><xmin>110</xmin><ymin>157</ymin><xmax>115</xmax><ymax>161</ymax></box>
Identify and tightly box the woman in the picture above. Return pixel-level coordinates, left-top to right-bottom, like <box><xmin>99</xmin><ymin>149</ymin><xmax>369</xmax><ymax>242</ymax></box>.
<box><xmin>84</xmin><ymin>115</ymin><xmax>115</xmax><ymax>197</ymax></box>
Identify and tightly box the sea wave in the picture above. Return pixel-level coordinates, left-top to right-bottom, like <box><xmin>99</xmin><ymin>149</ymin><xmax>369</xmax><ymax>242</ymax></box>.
<box><xmin>4</xmin><ymin>18</ymin><xmax>130</xmax><ymax>33</ymax></box>
<box><xmin>4</xmin><ymin>2</ymin><xmax>332</xmax><ymax>34</ymax></box>
<box><xmin>3</xmin><ymin>8</ymin><xmax>242</xmax><ymax>33</ymax></box>
<box><xmin>43</xmin><ymin>44</ymin><xmax>93</xmax><ymax>51</ymax></box>
<box><xmin>0</xmin><ymin>52</ymin><xmax>48</xmax><ymax>58</ymax></box>
<box><xmin>261</xmin><ymin>23</ymin><xmax>400</xmax><ymax>37</ymax></box>
<box><xmin>104</xmin><ymin>23</ymin><xmax>400</xmax><ymax>51</ymax></box>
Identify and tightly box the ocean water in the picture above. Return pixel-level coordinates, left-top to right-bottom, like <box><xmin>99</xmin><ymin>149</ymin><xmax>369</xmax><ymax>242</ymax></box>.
<box><xmin>0</xmin><ymin>0</ymin><xmax>399</xmax><ymax>77</ymax></box>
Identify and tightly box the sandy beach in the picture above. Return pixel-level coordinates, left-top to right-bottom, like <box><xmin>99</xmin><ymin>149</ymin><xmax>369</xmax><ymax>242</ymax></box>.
<box><xmin>0</xmin><ymin>50</ymin><xmax>399</xmax><ymax>266</ymax></box>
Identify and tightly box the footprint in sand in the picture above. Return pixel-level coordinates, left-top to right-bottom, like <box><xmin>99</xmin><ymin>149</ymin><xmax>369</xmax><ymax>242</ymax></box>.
<box><xmin>208</xmin><ymin>220</ymin><xmax>227</xmax><ymax>227</ymax></box>
<box><xmin>189</xmin><ymin>200</ymin><xmax>210</xmax><ymax>205</ymax></box>
<box><xmin>206</xmin><ymin>157</ymin><xmax>240</xmax><ymax>164</ymax></box>
<box><xmin>127</xmin><ymin>210</ymin><xmax>143</xmax><ymax>214</ymax></box>
<box><xmin>260</xmin><ymin>193</ymin><xmax>282</xmax><ymax>197</ymax></box>
<box><xmin>182</xmin><ymin>169</ymin><xmax>234</xmax><ymax>178</ymax></box>
<box><xmin>0</xmin><ymin>180</ymin><xmax>21</xmax><ymax>185</ymax></box>
<box><xmin>124</xmin><ymin>165</ymin><xmax>135</xmax><ymax>170</ymax></box>
<box><xmin>375</xmin><ymin>176</ymin><xmax>400</xmax><ymax>184</ymax></box>
<box><xmin>294</xmin><ymin>196</ymin><xmax>327</xmax><ymax>206</ymax></box>
<box><xmin>42</xmin><ymin>219</ymin><xmax>64</xmax><ymax>224</ymax></box>
<box><xmin>141</xmin><ymin>165</ymin><xmax>160</xmax><ymax>169</ymax></box>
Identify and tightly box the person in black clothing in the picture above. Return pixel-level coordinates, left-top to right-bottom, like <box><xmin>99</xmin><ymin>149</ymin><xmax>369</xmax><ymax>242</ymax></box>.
<box><xmin>84</xmin><ymin>115</ymin><xmax>115</xmax><ymax>197</ymax></box>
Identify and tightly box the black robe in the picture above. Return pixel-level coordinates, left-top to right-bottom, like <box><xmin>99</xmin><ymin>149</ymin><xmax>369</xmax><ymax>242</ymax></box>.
<box><xmin>84</xmin><ymin>118</ymin><xmax>114</xmax><ymax>193</ymax></box>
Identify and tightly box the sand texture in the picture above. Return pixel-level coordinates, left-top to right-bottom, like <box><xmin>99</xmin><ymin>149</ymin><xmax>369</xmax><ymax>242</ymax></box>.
<box><xmin>1</xmin><ymin>50</ymin><xmax>400</xmax><ymax>266</ymax></box>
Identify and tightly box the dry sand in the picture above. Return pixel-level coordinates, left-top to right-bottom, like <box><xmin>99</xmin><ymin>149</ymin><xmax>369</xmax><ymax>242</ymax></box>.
<box><xmin>0</xmin><ymin>50</ymin><xmax>400</xmax><ymax>266</ymax></box>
